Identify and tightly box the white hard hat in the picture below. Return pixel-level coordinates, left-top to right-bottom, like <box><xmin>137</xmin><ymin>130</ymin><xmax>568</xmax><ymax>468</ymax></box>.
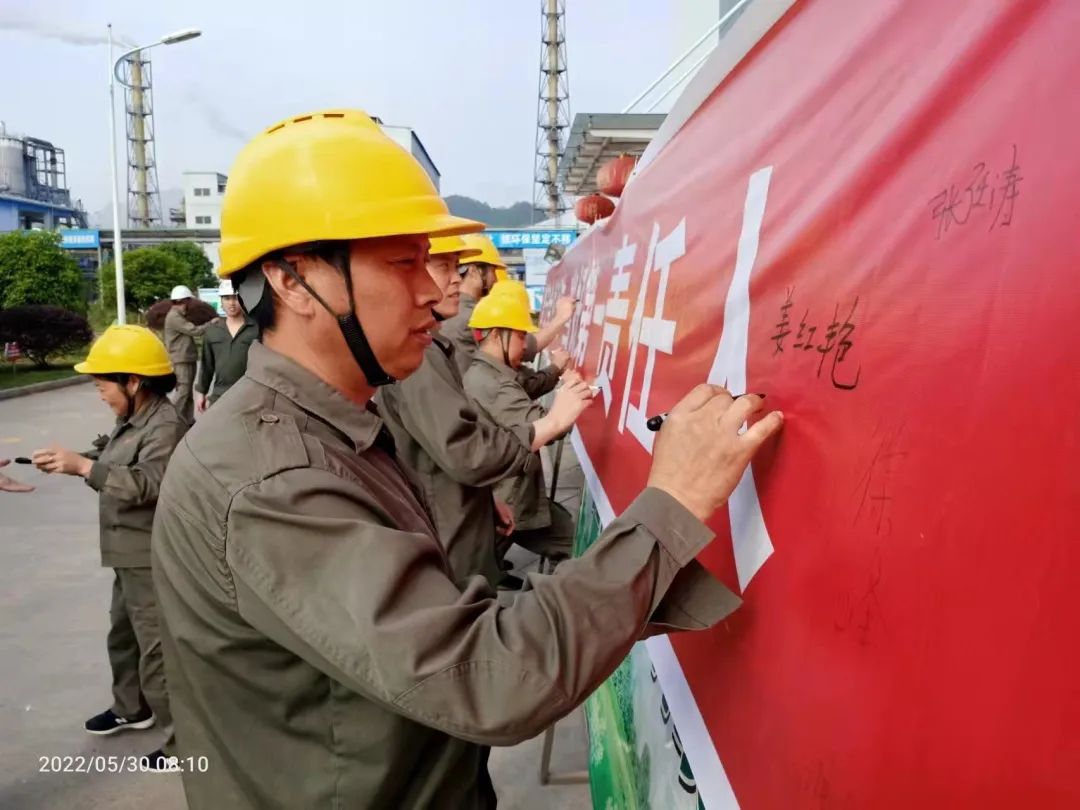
<box><xmin>218</xmin><ymin>279</ymin><xmax>236</xmax><ymax>297</ymax></box>
<box><xmin>170</xmin><ymin>285</ymin><xmax>194</xmax><ymax>301</ymax></box>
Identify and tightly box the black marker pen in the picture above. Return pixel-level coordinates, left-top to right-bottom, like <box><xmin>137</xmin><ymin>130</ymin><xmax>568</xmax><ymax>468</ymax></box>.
<box><xmin>645</xmin><ymin>393</ymin><xmax>766</xmax><ymax>431</ymax></box>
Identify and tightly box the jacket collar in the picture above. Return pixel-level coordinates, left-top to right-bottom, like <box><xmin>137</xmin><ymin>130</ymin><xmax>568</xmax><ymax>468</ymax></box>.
<box><xmin>458</xmin><ymin>293</ymin><xmax>478</xmax><ymax>315</ymax></box>
<box><xmin>245</xmin><ymin>342</ymin><xmax>383</xmax><ymax>453</ymax></box>
<box><xmin>469</xmin><ymin>348</ymin><xmax>518</xmax><ymax>382</ymax></box>
<box><xmin>125</xmin><ymin>393</ymin><xmax>166</xmax><ymax>431</ymax></box>
<box><xmin>431</xmin><ymin>330</ymin><xmax>454</xmax><ymax>358</ymax></box>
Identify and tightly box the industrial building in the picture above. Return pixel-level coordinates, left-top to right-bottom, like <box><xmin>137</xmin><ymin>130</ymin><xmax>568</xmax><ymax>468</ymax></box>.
<box><xmin>0</xmin><ymin>124</ymin><xmax>86</xmax><ymax>232</ymax></box>
<box><xmin>375</xmin><ymin>120</ymin><xmax>441</xmax><ymax>190</ymax></box>
<box><xmin>176</xmin><ymin>171</ymin><xmax>227</xmax><ymax>229</ymax></box>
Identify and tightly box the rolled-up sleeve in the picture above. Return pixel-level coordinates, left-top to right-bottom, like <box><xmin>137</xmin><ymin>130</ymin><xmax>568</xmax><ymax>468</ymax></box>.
<box><xmin>226</xmin><ymin>469</ymin><xmax>734</xmax><ymax>746</ymax></box>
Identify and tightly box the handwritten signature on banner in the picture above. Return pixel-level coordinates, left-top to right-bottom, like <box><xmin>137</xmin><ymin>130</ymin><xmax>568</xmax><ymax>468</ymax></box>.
<box><xmin>772</xmin><ymin>288</ymin><xmax>862</xmax><ymax>391</ymax></box>
<box><xmin>928</xmin><ymin>144</ymin><xmax>1023</xmax><ymax>239</ymax></box>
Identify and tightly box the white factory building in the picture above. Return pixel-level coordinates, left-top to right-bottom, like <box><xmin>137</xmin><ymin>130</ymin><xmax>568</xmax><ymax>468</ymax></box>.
<box><xmin>178</xmin><ymin>122</ymin><xmax>437</xmax><ymax>272</ymax></box>
<box><xmin>181</xmin><ymin>171</ymin><xmax>227</xmax><ymax>229</ymax></box>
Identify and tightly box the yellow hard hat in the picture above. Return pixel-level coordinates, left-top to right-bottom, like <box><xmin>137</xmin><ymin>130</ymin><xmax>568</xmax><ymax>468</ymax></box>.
<box><xmin>488</xmin><ymin>279</ymin><xmax>531</xmax><ymax>311</ymax></box>
<box><xmin>459</xmin><ymin>234</ymin><xmax>507</xmax><ymax>270</ymax></box>
<box><xmin>468</xmin><ymin>291</ymin><xmax>537</xmax><ymax>333</ymax></box>
<box><xmin>494</xmin><ymin>268</ymin><xmax>510</xmax><ymax>282</ymax></box>
<box><xmin>74</xmin><ymin>325</ymin><xmax>174</xmax><ymax>377</ymax></box>
<box><xmin>217</xmin><ymin>110</ymin><xmax>483</xmax><ymax>277</ymax></box>
<box><xmin>430</xmin><ymin>235</ymin><xmax>482</xmax><ymax>260</ymax></box>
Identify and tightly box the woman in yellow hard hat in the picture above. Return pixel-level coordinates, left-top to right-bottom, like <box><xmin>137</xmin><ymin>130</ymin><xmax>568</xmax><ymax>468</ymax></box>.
<box><xmin>31</xmin><ymin>325</ymin><xmax>187</xmax><ymax>770</ymax></box>
<box><xmin>462</xmin><ymin>292</ymin><xmax>594</xmax><ymax>569</ymax></box>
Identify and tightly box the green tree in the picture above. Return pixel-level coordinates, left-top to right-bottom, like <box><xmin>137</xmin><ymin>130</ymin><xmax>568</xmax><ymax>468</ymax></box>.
<box><xmin>0</xmin><ymin>230</ymin><xmax>84</xmax><ymax>311</ymax></box>
<box><xmin>100</xmin><ymin>247</ymin><xmax>189</xmax><ymax>311</ymax></box>
<box><xmin>157</xmin><ymin>241</ymin><xmax>216</xmax><ymax>289</ymax></box>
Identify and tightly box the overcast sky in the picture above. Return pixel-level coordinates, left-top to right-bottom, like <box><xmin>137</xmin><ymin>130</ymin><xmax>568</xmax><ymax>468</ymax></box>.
<box><xmin>1</xmin><ymin>1</ymin><xmax>678</xmax><ymax>216</ymax></box>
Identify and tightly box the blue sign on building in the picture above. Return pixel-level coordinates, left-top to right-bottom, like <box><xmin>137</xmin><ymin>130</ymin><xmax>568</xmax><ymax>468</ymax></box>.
<box><xmin>486</xmin><ymin>230</ymin><xmax>576</xmax><ymax>250</ymax></box>
<box><xmin>59</xmin><ymin>229</ymin><xmax>100</xmax><ymax>250</ymax></box>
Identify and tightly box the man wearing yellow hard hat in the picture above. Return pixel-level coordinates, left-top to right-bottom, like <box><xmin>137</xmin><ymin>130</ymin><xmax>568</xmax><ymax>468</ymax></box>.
<box><xmin>150</xmin><ymin>109</ymin><xmax>781</xmax><ymax>809</ymax></box>
<box><xmin>375</xmin><ymin>235</ymin><xmax>591</xmax><ymax>590</ymax></box>
<box><xmin>30</xmin><ymin>325</ymin><xmax>186</xmax><ymax>769</ymax></box>
<box><xmin>462</xmin><ymin>290</ymin><xmax>590</xmax><ymax>567</ymax></box>
<box><xmin>443</xmin><ymin>234</ymin><xmax>577</xmax><ymax>391</ymax></box>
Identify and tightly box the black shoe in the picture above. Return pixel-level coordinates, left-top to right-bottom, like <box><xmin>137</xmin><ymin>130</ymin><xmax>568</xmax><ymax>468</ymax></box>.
<box><xmin>140</xmin><ymin>749</ymin><xmax>179</xmax><ymax>772</ymax></box>
<box><xmin>497</xmin><ymin>572</ymin><xmax>525</xmax><ymax>590</ymax></box>
<box><xmin>85</xmin><ymin>708</ymin><xmax>155</xmax><ymax>736</ymax></box>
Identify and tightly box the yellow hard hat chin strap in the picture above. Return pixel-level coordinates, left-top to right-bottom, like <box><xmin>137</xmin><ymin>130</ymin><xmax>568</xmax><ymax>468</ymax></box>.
<box><xmin>274</xmin><ymin>247</ymin><xmax>394</xmax><ymax>387</ymax></box>
<box><xmin>500</xmin><ymin>329</ymin><xmax>512</xmax><ymax>367</ymax></box>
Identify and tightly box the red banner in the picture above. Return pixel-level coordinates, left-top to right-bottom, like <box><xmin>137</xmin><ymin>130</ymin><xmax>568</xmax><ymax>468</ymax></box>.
<box><xmin>544</xmin><ymin>0</ymin><xmax>1080</xmax><ymax>806</ymax></box>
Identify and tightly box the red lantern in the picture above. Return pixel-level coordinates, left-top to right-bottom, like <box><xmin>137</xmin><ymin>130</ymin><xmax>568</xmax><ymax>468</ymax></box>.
<box><xmin>597</xmin><ymin>154</ymin><xmax>636</xmax><ymax>197</ymax></box>
<box><xmin>575</xmin><ymin>193</ymin><xmax>616</xmax><ymax>224</ymax></box>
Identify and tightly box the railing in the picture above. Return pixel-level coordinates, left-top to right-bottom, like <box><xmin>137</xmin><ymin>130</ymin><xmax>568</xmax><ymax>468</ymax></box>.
<box><xmin>622</xmin><ymin>0</ymin><xmax>754</xmax><ymax>114</ymax></box>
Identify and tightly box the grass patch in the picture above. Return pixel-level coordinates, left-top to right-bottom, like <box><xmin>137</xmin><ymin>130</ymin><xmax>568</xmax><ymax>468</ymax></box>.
<box><xmin>88</xmin><ymin>302</ymin><xmax>144</xmax><ymax>333</ymax></box>
<box><xmin>0</xmin><ymin>350</ymin><xmax>88</xmax><ymax>391</ymax></box>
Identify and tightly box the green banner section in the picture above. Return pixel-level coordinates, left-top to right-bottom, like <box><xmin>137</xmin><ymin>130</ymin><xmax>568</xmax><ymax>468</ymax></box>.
<box><xmin>574</xmin><ymin>490</ymin><xmax>706</xmax><ymax>810</ymax></box>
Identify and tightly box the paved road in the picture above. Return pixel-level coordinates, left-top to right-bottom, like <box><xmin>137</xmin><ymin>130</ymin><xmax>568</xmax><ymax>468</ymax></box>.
<box><xmin>0</xmin><ymin>384</ymin><xmax>590</xmax><ymax>809</ymax></box>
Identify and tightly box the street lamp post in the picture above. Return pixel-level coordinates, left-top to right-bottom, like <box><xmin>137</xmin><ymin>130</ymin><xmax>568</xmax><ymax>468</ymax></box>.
<box><xmin>107</xmin><ymin>24</ymin><xmax>201</xmax><ymax>325</ymax></box>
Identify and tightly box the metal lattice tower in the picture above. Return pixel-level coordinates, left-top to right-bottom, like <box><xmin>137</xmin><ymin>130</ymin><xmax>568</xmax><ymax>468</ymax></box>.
<box><xmin>121</xmin><ymin>52</ymin><xmax>163</xmax><ymax>228</ymax></box>
<box><xmin>533</xmin><ymin>0</ymin><xmax>570</xmax><ymax>220</ymax></box>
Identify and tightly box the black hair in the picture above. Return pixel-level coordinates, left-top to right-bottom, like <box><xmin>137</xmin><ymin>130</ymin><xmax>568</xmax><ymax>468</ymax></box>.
<box><xmin>97</xmin><ymin>373</ymin><xmax>177</xmax><ymax>397</ymax></box>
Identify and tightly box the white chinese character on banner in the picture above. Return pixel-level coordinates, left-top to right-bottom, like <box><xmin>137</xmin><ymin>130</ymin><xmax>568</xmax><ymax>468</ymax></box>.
<box><xmin>566</xmin><ymin>258</ymin><xmax>601</xmax><ymax>366</ymax></box>
<box><xmin>561</xmin><ymin>233</ymin><xmax>573</xmax><ymax>245</ymax></box>
<box><xmin>541</xmin><ymin>233</ymin><xmax>553</xmax><ymax>245</ymax></box>
<box><xmin>592</xmin><ymin>235</ymin><xmax>636</xmax><ymax>415</ymax></box>
<box><xmin>706</xmin><ymin>166</ymin><xmax>775</xmax><ymax>591</ymax></box>
<box><xmin>542</xmin><ymin>276</ymin><xmax>570</xmax><ymax>327</ymax></box>
<box><xmin>618</xmin><ymin>219</ymin><xmax>685</xmax><ymax>453</ymax></box>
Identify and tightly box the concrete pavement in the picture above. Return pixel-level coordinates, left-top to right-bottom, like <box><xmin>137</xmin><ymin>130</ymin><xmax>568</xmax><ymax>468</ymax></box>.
<box><xmin>0</xmin><ymin>385</ymin><xmax>590</xmax><ymax>809</ymax></box>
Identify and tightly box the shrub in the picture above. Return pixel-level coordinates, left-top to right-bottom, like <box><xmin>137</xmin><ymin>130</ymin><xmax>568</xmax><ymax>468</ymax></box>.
<box><xmin>0</xmin><ymin>230</ymin><xmax>84</xmax><ymax>311</ymax></box>
<box><xmin>99</xmin><ymin>243</ymin><xmax>216</xmax><ymax>314</ymax></box>
<box><xmin>0</xmin><ymin>306</ymin><xmax>93</xmax><ymax>368</ymax></box>
<box><xmin>144</xmin><ymin>298</ymin><xmax>218</xmax><ymax>332</ymax></box>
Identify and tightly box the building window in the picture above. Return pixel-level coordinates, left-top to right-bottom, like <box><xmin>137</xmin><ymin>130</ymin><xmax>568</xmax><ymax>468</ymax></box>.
<box><xmin>195</xmin><ymin>215</ymin><xmax>212</xmax><ymax>225</ymax></box>
<box><xmin>194</xmin><ymin>188</ymin><xmax>210</xmax><ymax>197</ymax></box>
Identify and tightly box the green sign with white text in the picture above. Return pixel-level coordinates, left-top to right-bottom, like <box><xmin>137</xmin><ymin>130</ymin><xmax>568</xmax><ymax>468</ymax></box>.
<box><xmin>574</xmin><ymin>490</ymin><xmax>707</xmax><ymax>810</ymax></box>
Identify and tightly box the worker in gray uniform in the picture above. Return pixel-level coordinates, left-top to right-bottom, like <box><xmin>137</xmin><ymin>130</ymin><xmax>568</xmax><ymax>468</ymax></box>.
<box><xmin>376</xmin><ymin>235</ymin><xmax>589</xmax><ymax>588</ymax></box>
<box><xmin>163</xmin><ymin>285</ymin><xmax>212</xmax><ymax>423</ymax></box>
<box><xmin>32</xmin><ymin>325</ymin><xmax>186</xmax><ymax>770</ymax></box>
<box><xmin>151</xmin><ymin>109</ymin><xmax>784</xmax><ymax>809</ymax></box>
<box><xmin>441</xmin><ymin>235</ymin><xmax>576</xmax><ymax>396</ymax></box>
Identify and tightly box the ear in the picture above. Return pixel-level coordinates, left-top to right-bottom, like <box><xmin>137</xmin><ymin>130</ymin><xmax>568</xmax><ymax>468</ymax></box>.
<box><xmin>262</xmin><ymin>254</ymin><xmax>319</xmax><ymax>319</ymax></box>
